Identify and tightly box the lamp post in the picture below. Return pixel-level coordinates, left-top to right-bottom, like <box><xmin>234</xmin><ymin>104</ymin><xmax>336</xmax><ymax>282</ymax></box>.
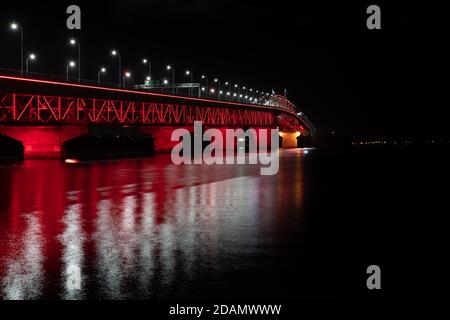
<box><xmin>145</xmin><ymin>76</ymin><xmax>151</xmax><ymax>88</ymax></box>
<box><xmin>214</xmin><ymin>78</ymin><xmax>221</xmax><ymax>97</ymax></box>
<box><xmin>25</xmin><ymin>53</ymin><xmax>36</xmax><ymax>76</ymax></box>
<box><xmin>66</xmin><ymin>61</ymin><xmax>76</xmax><ymax>81</ymax></box>
<box><xmin>123</xmin><ymin>71</ymin><xmax>131</xmax><ymax>87</ymax></box>
<box><xmin>201</xmin><ymin>75</ymin><xmax>208</xmax><ymax>97</ymax></box>
<box><xmin>143</xmin><ymin>58</ymin><xmax>151</xmax><ymax>83</ymax></box>
<box><xmin>185</xmin><ymin>70</ymin><xmax>193</xmax><ymax>97</ymax></box>
<box><xmin>111</xmin><ymin>50</ymin><xmax>121</xmax><ymax>87</ymax></box>
<box><xmin>166</xmin><ymin>65</ymin><xmax>175</xmax><ymax>94</ymax></box>
<box><xmin>98</xmin><ymin>67</ymin><xmax>106</xmax><ymax>85</ymax></box>
<box><xmin>10</xmin><ymin>22</ymin><xmax>23</xmax><ymax>75</ymax></box>
<box><xmin>225</xmin><ymin>82</ymin><xmax>231</xmax><ymax>100</ymax></box>
<box><xmin>163</xmin><ymin>79</ymin><xmax>169</xmax><ymax>93</ymax></box>
<box><xmin>69</xmin><ymin>38</ymin><xmax>81</xmax><ymax>82</ymax></box>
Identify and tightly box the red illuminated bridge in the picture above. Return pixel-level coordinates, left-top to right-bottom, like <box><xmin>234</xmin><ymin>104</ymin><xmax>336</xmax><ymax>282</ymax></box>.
<box><xmin>0</xmin><ymin>75</ymin><xmax>314</xmax><ymax>159</ymax></box>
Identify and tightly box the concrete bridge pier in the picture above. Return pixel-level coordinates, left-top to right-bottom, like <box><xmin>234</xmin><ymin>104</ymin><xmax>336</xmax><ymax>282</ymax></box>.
<box><xmin>0</xmin><ymin>125</ymin><xmax>88</xmax><ymax>159</ymax></box>
<box><xmin>139</xmin><ymin>126</ymin><xmax>195</xmax><ymax>153</ymax></box>
<box><xmin>279</xmin><ymin>132</ymin><xmax>301</xmax><ymax>148</ymax></box>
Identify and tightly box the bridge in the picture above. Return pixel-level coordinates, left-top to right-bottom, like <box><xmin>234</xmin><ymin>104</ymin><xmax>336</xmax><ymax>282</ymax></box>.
<box><xmin>0</xmin><ymin>74</ymin><xmax>314</xmax><ymax>159</ymax></box>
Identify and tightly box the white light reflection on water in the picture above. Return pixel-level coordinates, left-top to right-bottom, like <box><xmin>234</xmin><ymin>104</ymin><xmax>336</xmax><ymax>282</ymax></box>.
<box><xmin>95</xmin><ymin>199</ymin><xmax>124</xmax><ymax>299</ymax></box>
<box><xmin>59</xmin><ymin>203</ymin><xmax>85</xmax><ymax>300</ymax></box>
<box><xmin>2</xmin><ymin>212</ymin><xmax>44</xmax><ymax>300</ymax></box>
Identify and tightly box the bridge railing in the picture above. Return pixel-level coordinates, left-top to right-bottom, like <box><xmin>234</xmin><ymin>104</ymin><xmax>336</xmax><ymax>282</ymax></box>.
<box><xmin>0</xmin><ymin>67</ymin><xmax>269</xmax><ymax>106</ymax></box>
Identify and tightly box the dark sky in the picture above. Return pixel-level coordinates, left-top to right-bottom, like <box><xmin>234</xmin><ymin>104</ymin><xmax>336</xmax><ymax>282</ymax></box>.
<box><xmin>0</xmin><ymin>1</ymin><xmax>446</xmax><ymax>139</ymax></box>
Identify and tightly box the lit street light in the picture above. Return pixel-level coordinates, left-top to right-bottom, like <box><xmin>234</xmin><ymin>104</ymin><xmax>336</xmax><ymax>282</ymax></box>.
<box><xmin>123</xmin><ymin>71</ymin><xmax>131</xmax><ymax>86</ymax></box>
<box><xmin>66</xmin><ymin>60</ymin><xmax>76</xmax><ymax>81</ymax></box>
<box><xmin>10</xmin><ymin>22</ymin><xmax>24</xmax><ymax>75</ymax></box>
<box><xmin>166</xmin><ymin>65</ymin><xmax>175</xmax><ymax>94</ymax></box>
<box><xmin>111</xmin><ymin>50</ymin><xmax>122</xmax><ymax>87</ymax></box>
<box><xmin>163</xmin><ymin>78</ymin><xmax>169</xmax><ymax>93</ymax></box>
<box><xmin>185</xmin><ymin>70</ymin><xmax>193</xmax><ymax>96</ymax></box>
<box><xmin>214</xmin><ymin>78</ymin><xmax>221</xmax><ymax>95</ymax></box>
<box><xmin>69</xmin><ymin>38</ymin><xmax>81</xmax><ymax>82</ymax></box>
<box><xmin>201</xmin><ymin>75</ymin><xmax>208</xmax><ymax>97</ymax></box>
<box><xmin>25</xmin><ymin>53</ymin><xmax>36</xmax><ymax>75</ymax></box>
<box><xmin>98</xmin><ymin>67</ymin><xmax>106</xmax><ymax>85</ymax></box>
<box><xmin>143</xmin><ymin>58</ymin><xmax>151</xmax><ymax>83</ymax></box>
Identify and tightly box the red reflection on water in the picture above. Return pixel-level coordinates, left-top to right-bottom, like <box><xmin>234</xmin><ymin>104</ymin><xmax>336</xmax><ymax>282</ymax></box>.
<box><xmin>0</xmin><ymin>153</ymin><xmax>305</xmax><ymax>299</ymax></box>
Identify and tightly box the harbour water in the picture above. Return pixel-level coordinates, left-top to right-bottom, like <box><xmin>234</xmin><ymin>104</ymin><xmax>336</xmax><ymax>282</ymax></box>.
<box><xmin>0</xmin><ymin>147</ymin><xmax>449</xmax><ymax>300</ymax></box>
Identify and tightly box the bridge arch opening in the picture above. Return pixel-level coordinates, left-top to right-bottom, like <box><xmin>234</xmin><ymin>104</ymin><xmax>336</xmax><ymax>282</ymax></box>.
<box><xmin>62</xmin><ymin>128</ymin><xmax>154</xmax><ymax>160</ymax></box>
<box><xmin>0</xmin><ymin>134</ymin><xmax>24</xmax><ymax>160</ymax></box>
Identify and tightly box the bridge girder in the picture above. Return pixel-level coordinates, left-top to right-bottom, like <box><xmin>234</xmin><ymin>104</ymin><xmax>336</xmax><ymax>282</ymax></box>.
<box><xmin>0</xmin><ymin>93</ymin><xmax>277</xmax><ymax>128</ymax></box>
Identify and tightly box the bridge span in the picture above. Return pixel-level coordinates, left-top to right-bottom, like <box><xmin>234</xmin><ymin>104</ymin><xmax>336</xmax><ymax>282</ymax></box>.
<box><xmin>0</xmin><ymin>75</ymin><xmax>314</xmax><ymax>159</ymax></box>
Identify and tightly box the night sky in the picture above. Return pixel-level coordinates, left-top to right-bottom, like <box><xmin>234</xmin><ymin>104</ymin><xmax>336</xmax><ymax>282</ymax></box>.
<box><xmin>0</xmin><ymin>1</ymin><xmax>446</xmax><ymax>139</ymax></box>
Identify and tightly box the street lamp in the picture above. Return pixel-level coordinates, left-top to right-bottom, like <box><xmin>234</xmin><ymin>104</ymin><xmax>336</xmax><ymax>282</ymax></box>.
<box><xmin>98</xmin><ymin>67</ymin><xmax>106</xmax><ymax>85</ymax></box>
<box><xmin>214</xmin><ymin>78</ymin><xmax>221</xmax><ymax>93</ymax></box>
<box><xmin>201</xmin><ymin>75</ymin><xmax>208</xmax><ymax>97</ymax></box>
<box><xmin>166</xmin><ymin>65</ymin><xmax>175</xmax><ymax>94</ymax></box>
<box><xmin>66</xmin><ymin>60</ymin><xmax>76</xmax><ymax>81</ymax></box>
<box><xmin>185</xmin><ymin>70</ymin><xmax>194</xmax><ymax>96</ymax></box>
<box><xmin>163</xmin><ymin>79</ymin><xmax>169</xmax><ymax>93</ymax></box>
<box><xmin>143</xmin><ymin>58</ymin><xmax>151</xmax><ymax>82</ymax></box>
<box><xmin>10</xmin><ymin>22</ymin><xmax>23</xmax><ymax>75</ymax></box>
<box><xmin>69</xmin><ymin>38</ymin><xmax>81</xmax><ymax>82</ymax></box>
<box><xmin>25</xmin><ymin>53</ymin><xmax>36</xmax><ymax>75</ymax></box>
<box><xmin>111</xmin><ymin>50</ymin><xmax>122</xmax><ymax>87</ymax></box>
<box><xmin>123</xmin><ymin>71</ymin><xmax>131</xmax><ymax>86</ymax></box>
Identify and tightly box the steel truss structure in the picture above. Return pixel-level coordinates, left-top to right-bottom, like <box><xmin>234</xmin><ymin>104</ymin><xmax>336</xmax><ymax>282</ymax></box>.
<box><xmin>0</xmin><ymin>93</ymin><xmax>278</xmax><ymax>127</ymax></box>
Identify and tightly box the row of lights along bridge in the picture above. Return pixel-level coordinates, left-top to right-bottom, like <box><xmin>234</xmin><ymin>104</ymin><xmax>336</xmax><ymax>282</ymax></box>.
<box><xmin>8</xmin><ymin>22</ymin><xmax>276</xmax><ymax>104</ymax></box>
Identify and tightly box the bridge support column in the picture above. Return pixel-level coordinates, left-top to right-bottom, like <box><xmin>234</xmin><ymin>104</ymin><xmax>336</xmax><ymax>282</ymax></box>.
<box><xmin>279</xmin><ymin>132</ymin><xmax>301</xmax><ymax>148</ymax></box>
<box><xmin>139</xmin><ymin>126</ymin><xmax>194</xmax><ymax>153</ymax></box>
<box><xmin>0</xmin><ymin>126</ymin><xmax>88</xmax><ymax>159</ymax></box>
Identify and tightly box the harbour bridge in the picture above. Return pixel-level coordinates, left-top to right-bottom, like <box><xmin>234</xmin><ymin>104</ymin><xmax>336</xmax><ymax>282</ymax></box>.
<box><xmin>0</xmin><ymin>74</ymin><xmax>314</xmax><ymax>159</ymax></box>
